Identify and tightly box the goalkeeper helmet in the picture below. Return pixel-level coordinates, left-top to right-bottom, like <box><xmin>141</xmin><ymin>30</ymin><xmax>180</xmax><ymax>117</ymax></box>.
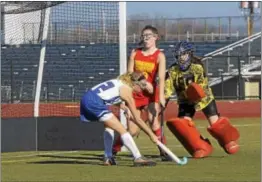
<box><xmin>173</xmin><ymin>41</ymin><xmax>195</xmax><ymax>71</ymax></box>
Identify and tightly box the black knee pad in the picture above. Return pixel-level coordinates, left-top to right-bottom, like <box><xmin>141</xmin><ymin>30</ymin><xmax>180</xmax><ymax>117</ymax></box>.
<box><xmin>202</xmin><ymin>100</ymin><xmax>219</xmax><ymax>118</ymax></box>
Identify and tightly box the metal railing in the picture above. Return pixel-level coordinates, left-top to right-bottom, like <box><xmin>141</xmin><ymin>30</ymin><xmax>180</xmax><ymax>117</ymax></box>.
<box><xmin>202</xmin><ymin>31</ymin><xmax>261</xmax><ymax>82</ymax></box>
<box><xmin>204</xmin><ymin>31</ymin><xmax>261</xmax><ymax>57</ymax></box>
<box><xmin>207</xmin><ymin>55</ymin><xmax>261</xmax><ymax>86</ymax></box>
<box><xmin>4</xmin><ymin>15</ymin><xmax>261</xmax><ymax>44</ymax></box>
<box><xmin>127</xmin><ymin>32</ymin><xmax>240</xmax><ymax>43</ymax></box>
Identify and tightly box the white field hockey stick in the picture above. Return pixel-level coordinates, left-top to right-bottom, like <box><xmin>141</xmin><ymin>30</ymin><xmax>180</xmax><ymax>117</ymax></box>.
<box><xmin>156</xmin><ymin>140</ymin><xmax>188</xmax><ymax>165</ymax></box>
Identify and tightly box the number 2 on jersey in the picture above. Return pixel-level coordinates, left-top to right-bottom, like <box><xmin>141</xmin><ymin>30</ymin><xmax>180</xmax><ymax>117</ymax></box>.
<box><xmin>93</xmin><ymin>81</ymin><xmax>115</xmax><ymax>94</ymax></box>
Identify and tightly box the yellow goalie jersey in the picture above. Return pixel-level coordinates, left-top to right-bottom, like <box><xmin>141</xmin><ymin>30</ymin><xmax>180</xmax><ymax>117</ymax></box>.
<box><xmin>165</xmin><ymin>63</ymin><xmax>214</xmax><ymax>111</ymax></box>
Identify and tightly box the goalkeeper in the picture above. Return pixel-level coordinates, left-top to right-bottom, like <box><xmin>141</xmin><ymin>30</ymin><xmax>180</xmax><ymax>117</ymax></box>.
<box><xmin>164</xmin><ymin>41</ymin><xmax>240</xmax><ymax>158</ymax></box>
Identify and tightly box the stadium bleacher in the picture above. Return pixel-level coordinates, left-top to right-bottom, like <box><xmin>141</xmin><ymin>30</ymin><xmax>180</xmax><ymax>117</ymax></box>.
<box><xmin>206</xmin><ymin>37</ymin><xmax>261</xmax><ymax>76</ymax></box>
<box><xmin>1</xmin><ymin>40</ymin><xmax>260</xmax><ymax>102</ymax></box>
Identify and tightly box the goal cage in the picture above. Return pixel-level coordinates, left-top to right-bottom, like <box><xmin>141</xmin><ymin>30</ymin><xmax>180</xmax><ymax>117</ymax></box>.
<box><xmin>1</xmin><ymin>1</ymin><xmax>127</xmax><ymax>132</ymax></box>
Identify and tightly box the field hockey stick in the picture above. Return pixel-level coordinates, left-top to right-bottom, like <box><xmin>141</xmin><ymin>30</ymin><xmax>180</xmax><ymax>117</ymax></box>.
<box><xmin>159</xmin><ymin>98</ymin><xmax>170</xmax><ymax>143</ymax></box>
<box><xmin>156</xmin><ymin>140</ymin><xmax>188</xmax><ymax>165</ymax></box>
<box><xmin>160</xmin><ymin>106</ymin><xmax>164</xmax><ymax>143</ymax></box>
<box><xmin>158</xmin><ymin>105</ymin><xmax>165</xmax><ymax>143</ymax></box>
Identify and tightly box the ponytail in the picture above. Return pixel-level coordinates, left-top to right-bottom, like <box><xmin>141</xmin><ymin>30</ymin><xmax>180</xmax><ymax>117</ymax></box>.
<box><xmin>118</xmin><ymin>71</ymin><xmax>146</xmax><ymax>87</ymax></box>
<box><xmin>191</xmin><ymin>55</ymin><xmax>207</xmax><ymax>77</ymax></box>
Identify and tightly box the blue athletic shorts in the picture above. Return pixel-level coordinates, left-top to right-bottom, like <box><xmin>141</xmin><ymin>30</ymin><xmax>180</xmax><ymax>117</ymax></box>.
<box><xmin>80</xmin><ymin>90</ymin><xmax>113</xmax><ymax>122</ymax></box>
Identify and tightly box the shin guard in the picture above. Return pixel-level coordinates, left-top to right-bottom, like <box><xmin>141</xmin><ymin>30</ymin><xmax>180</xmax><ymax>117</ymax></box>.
<box><xmin>207</xmin><ymin>117</ymin><xmax>240</xmax><ymax>154</ymax></box>
<box><xmin>166</xmin><ymin>118</ymin><xmax>213</xmax><ymax>158</ymax></box>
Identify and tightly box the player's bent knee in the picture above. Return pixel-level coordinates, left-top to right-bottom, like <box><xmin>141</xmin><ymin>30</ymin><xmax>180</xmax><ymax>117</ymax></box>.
<box><xmin>104</xmin><ymin>115</ymin><xmax>127</xmax><ymax>135</ymax></box>
<box><xmin>127</xmin><ymin>120</ymin><xmax>140</xmax><ymax>136</ymax></box>
<box><xmin>207</xmin><ymin>117</ymin><xmax>240</xmax><ymax>154</ymax></box>
<box><xmin>128</xmin><ymin>127</ymin><xmax>140</xmax><ymax>137</ymax></box>
<box><xmin>166</xmin><ymin>118</ymin><xmax>213</xmax><ymax>158</ymax></box>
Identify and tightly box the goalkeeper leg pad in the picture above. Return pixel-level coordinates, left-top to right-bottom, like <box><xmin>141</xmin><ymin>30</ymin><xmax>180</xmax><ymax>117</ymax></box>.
<box><xmin>166</xmin><ymin>118</ymin><xmax>213</xmax><ymax>158</ymax></box>
<box><xmin>207</xmin><ymin>117</ymin><xmax>240</xmax><ymax>154</ymax></box>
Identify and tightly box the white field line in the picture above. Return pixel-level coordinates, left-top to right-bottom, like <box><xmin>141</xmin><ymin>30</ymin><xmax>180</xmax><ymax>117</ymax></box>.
<box><xmin>232</xmin><ymin>123</ymin><xmax>260</xmax><ymax>127</ymax></box>
<box><xmin>197</xmin><ymin>123</ymin><xmax>260</xmax><ymax>129</ymax></box>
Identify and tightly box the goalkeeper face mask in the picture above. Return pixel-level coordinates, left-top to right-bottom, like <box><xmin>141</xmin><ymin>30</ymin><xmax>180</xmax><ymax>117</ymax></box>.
<box><xmin>173</xmin><ymin>41</ymin><xmax>195</xmax><ymax>71</ymax></box>
<box><xmin>177</xmin><ymin>51</ymin><xmax>191</xmax><ymax>71</ymax></box>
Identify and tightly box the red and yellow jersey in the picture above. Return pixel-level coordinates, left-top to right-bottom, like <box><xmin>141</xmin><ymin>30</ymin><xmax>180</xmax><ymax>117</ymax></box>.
<box><xmin>132</xmin><ymin>48</ymin><xmax>160</xmax><ymax>107</ymax></box>
<box><xmin>134</xmin><ymin>48</ymin><xmax>160</xmax><ymax>85</ymax></box>
<box><xmin>165</xmin><ymin>63</ymin><xmax>214</xmax><ymax>111</ymax></box>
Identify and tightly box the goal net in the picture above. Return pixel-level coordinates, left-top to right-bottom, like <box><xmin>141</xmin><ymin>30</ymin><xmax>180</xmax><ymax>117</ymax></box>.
<box><xmin>1</xmin><ymin>2</ymin><xmax>126</xmax><ymax>120</ymax></box>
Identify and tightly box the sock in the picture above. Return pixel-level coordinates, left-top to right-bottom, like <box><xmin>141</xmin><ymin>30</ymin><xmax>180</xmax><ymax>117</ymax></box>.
<box><xmin>154</xmin><ymin>128</ymin><xmax>166</xmax><ymax>144</ymax></box>
<box><xmin>121</xmin><ymin>132</ymin><xmax>142</xmax><ymax>160</ymax></box>
<box><xmin>112</xmin><ymin>135</ymin><xmax>123</xmax><ymax>153</ymax></box>
<box><xmin>104</xmin><ymin>128</ymin><xmax>114</xmax><ymax>158</ymax></box>
<box><xmin>154</xmin><ymin>128</ymin><xmax>167</xmax><ymax>155</ymax></box>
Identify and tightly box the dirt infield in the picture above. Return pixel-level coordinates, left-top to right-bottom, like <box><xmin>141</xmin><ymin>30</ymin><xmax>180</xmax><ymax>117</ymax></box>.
<box><xmin>1</xmin><ymin>100</ymin><xmax>260</xmax><ymax>119</ymax></box>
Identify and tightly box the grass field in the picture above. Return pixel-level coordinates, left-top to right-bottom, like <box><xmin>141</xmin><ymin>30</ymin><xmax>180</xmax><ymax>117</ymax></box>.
<box><xmin>2</xmin><ymin>118</ymin><xmax>260</xmax><ymax>182</ymax></box>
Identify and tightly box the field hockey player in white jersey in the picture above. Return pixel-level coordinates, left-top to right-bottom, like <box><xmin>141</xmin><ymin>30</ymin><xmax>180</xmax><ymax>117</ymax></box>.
<box><xmin>80</xmin><ymin>71</ymin><xmax>158</xmax><ymax>167</ymax></box>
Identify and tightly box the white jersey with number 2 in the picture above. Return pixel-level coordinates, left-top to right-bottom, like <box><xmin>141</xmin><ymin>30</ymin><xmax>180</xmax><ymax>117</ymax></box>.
<box><xmin>91</xmin><ymin>79</ymin><xmax>124</xmax><ymax>105</ymax></box>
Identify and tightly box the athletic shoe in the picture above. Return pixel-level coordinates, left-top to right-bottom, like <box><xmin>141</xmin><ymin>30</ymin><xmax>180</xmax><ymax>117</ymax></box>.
<box><xmin>103</xmin><ymin>157</ymin><xmax>117</xmax><ymax>166</ymax></box>
<box><xmin>133</xmin><ymin>156</ymin><xmax>156</xmax><ymax>167</ymax></box>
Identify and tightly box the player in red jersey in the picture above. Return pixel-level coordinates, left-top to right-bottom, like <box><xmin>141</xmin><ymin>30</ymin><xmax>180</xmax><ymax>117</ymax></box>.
<box><xmin>112</xmin><ymin>25</ymin><xmax>170</xmax><ymax>161</ymax></box>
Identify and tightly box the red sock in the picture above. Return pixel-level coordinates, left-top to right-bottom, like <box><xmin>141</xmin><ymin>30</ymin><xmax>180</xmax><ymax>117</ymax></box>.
<box><xmin>154</xmin><ymin>128</ymin><xmax>167</xmax><ymax>155</ymax></box>
<box><xmin>112</xmin><ymin>135</ymin><xmax>123</xmax><ymax>153</ymax></box>
<box><xmin>153</xmin><ymin>128</ymin><xmax>166</xmax><ymax>144</ymax></box>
